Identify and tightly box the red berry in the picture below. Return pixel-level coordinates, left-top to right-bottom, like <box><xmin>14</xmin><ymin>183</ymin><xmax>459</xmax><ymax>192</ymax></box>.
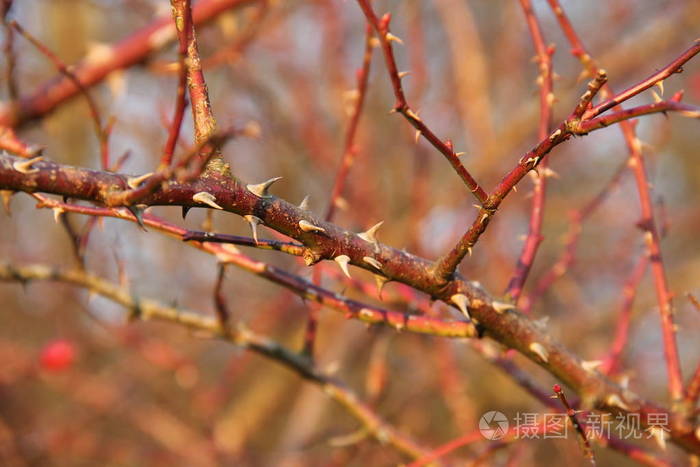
<box><xmin>553</xmin><ymin>384</ymin><xmax>561</xmax><ymax>393</ymax></box>
<box><xmin>40</xmin><ymin>339</ymin><xmax>76</xmax><ymax>372</ymax></box>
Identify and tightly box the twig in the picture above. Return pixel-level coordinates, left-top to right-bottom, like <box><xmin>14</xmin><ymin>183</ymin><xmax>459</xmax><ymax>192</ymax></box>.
<box><xmin>170</xmin><ymin>0</ymin><xmax>229</xmax><ymax>177</ymax></box>
<box><xmin>183</xmin><ymin>230</ymin><xmax>305</xmax><ymax>255</ymax></box>
<box><xmin>10</xmin><ymin>20</ymin><xmax>111</xmax><ymax>169</ymax></box>
<box><xmin>553</xmin><ymin>384</ymin><xmax>596</xmax><ymax>464</ymax></box>
<box><xmin>505</xmin><ymin>0</ymin><xmax>555</xmax><ymax>303</ymax></box>
<box><xmin>601</xmin><ymin>254</ymin><xmax>649</xmax><ymax>376</ymax></box>
<box><xmin>355</xmin><ymin>0</ymin><xmax>487</xmax><ymax>205</ymax></box>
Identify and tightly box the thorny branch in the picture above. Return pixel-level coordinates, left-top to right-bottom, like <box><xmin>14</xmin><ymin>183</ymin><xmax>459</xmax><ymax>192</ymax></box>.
<box><xmin>1</xmin><ymin>1</ymin><xmax>700</xmax><ymax>463</ymax></box>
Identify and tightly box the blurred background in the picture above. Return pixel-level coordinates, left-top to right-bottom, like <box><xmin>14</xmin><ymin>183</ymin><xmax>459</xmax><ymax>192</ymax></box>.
<box><xmin>0</xmin><ymin>0</ymin><xmax>699</xmax><ymax>464</ymax></box>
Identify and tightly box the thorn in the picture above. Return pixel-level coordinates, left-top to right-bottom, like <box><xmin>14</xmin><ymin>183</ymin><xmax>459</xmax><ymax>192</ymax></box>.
<box><xmin>651</xmin><ymin>90</ymin><xmax>662</xmax><ymax>104</ymax></box>
<box><xmin>398</xmin><ymin>71</ymin><xmax>410</xmax><ymax>79</ymax></box>
<box><xmin>512</xmin><ymin>185</ymin><xmax>517</xmax><ymax>192</ymax></box>
<box><xmin>126</xmin><ymin>172</ymin><xmax>154</xmax><ymax>189</ymax></box>
<box><xmin>181</xmin><ymin>206</ymin><xmax>191</xmax><ymax>219</ymax></box>
<box><xmin>605</xmin><ymin>393</ymin><xmax>631</xmax><ymax>411</ymax></box>
<box><xmin>12</xmin><ymin>155</ymin><xmax>44</xmax><ymax>174</ymax></box>
<box><xmin>0</xmin><ymin>190</ymin><xmax>14</xmax><ymax>215</ymax></box>
<box><xmin>450</xmin><ymin>294</ymin><xmax>471</xmax><ymax>319</ymax></box>
<box><xmin>358</xmin><ymin>221</ymin><xmax>383</xmax><ymax>250</ymax></box>
<box><xmin>126</xmin><ymin>205</ymin><xmax>147</xmax><ymax>231</ymax></box>
<box><xmin>374</xmin><ymin>274</ymin><xmax>389</xmax><ymax>299</ymax></box>
<box><xmin>581</xmin><ymin>360</ymin><xmax>602</xmax><ymax>372</ymax></box>
<box><xmin>385</xmin><ymin>32</ymin><xmax>403</xmax><ymax>45</ymax></box>
<box><xmin>363</xmin><ymin>256</ymin><xmax>382</xmax><ymax>270</ymax></box>
<box><xmin>655</xmin><ymin>80</ymin><xmax>664</xmax><ymax>96</ymax></box>
<box><xmin>414</xmin><ymin>129</ymin><xmax>421</xmax><ymax>143</ymax></box>
<box><xmin>243</xmin><ymin>215</ymin><xmax>262</xmax><ymax>244</ymax></box>
<box><xmin>298</xmin><ymin>195</ymin><xmax>310</xmax><ymax>211</ymax></box>
<box><xmin>193</xmin><ymin>192</ymin><xmax>223</xmax><ymax>210</ymax></box>
<box><xmin>541</xmin><ymin>167</ymin><xmax>560</xmax><ymax>179</ymax></box>
<box><xmin>492</xmin><ymin>301</ymin><xmax>515</xmax><ymax>314</ymax></box>
<box><xmin>299</xmin><ymin>219</ymin><xmax>326</xmax><ymax>233</ymax></box>
<box><xmin>405</xmin><ymin>108</ymin><xmax>421</xmax><ymax>122</ymax></box>
<box><xmin>246</xmin><ymin>176</ymin><xmax>283</xmax><ymax>198</ymax></box>
<box><xmin>467</xmin><ymin>247</ymin><xmax>472</xmax><ymax>257</ymax></box>
<box><xmin>455</xmin><ymin>152</ymin><xmax>465</xmax><ymax>157</ymax></box>
<box><xmin>334</xmin><ymin>255</ymin><xmax>351</xmax><ymax>278</ymax></box>
<box><xmin>52</xmin><ymin>207</ymin><xmax>65</xmax><ymax>223</ymax></box>
<box><xmin>529</xmin><ymin>342</ymin><xmax>549</xmax><ymax>363</ymax></box>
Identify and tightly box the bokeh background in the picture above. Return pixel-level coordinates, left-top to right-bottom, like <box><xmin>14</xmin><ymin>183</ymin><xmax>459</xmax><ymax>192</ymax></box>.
<box><xmin>0</xmin><ymin>0</ymin><xmax>699</xmax><ymax>465</ymax></box>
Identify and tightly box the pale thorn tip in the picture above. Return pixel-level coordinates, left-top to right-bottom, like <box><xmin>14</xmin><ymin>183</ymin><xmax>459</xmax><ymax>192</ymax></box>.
<box><xmin>467</xmin><ymin>247</ymin><xmax>473</xmax><ymax>257</ymax></box>
<box><xmin>398</xmin><ymin>71</ymin><xmax>410</xmax><ymax>79</ymax></box>
<box><xmin>53</xmin><ymin>207</ymin><xmax>65</xmax><ymax>223</ymax></box>
<box><xmin>651</xmin><ymin>90</ymin><xmax>662</xmax><ymax>104</ymax></box>
<box><xmin>605</xmin><ymin>393</ymin><xmax>631</xmax><ymax>411</ymax></box>
<box><xmin>358</xmin><ymin>221</ymin><xmax>383</xmax><ymax>246</ymax></box>
<box><xmin>334</xmin><ymin>255</ymin><xmax>351</xmax><ymax>278</ymax></box>
<box><xmin>450</xmin><ymin>293</ymin><xmax>470</xmax><ymax>319</ymax></box>
<box><xmin>385</xmin><ymin>32</ymin><xmax>403</xmax><ymax>45</ymax></box>
<box><xmin>299</xmin><ymin>219</ymin><xmax>326</xmax><ymax>233</ymax></box>
<box><xmin>363</xmin><ymin>256</ymin><xmax>382</xmax><ymax>270</ymax></box>
<box><xmin>529</xmin><ymin>342</ymin><xmax>549</xmax><ymax>363</ymax></box>
<box><xmin>13</xmin><ymin>155</ymin><xmax>44</xmax><ymax>174</ymax></box>
<box><xmin>492</xmin><ymin>301</ymin><xmax>515</xmax><ymax>314</ymax></box>
<box><xmin>243</xmin><ymin>215</ymin><xmax>262</xmax><ymax>244</ymax></box>
<box><xmin>655</xmin><ymin>80</ymin><xmax>664</xmax><ymax>96</ymax></box>
<box><xmin>374</xmin><ymin>274</ymin><xmax>389</xmax><ymax>298</ymax></box>
<box><xmin>298</xmin><ymin>195</ymin><xmax>310</xmax><ymax>211</ymax></box>
<box><xmin>455</xmin><ymin>152</ymin><xmax>465</xmax><ymax>157</ymax></box>
<box><xmin>414</xmin><ymin>129</ymin><xmax>421</xmax><ymax>144</ymax></box>
<box><xmin>541</xmin><ymin>167</ymin><xmax>560</xmax><ymax>179</ymax></box>
<box><xmin>192</xmin><ymin>191</ymin><xmax>223</xmax><ymax>210</ymax></box>
<box><xmin>246</xmin><ymin>176</ymin><xmax>283</xmax><ymax>198</ymax></box>
<box><xmin>405</xmin><ymin>108</ymin><xmax>421</xmax><ymax>121</ymax></box>
<box><xmin>127</xmin><ymin>172</ymin><xmax>154</xmax><ymax>189</ymax></box>
<box><xmin>512</xmin><ymin>185</ymin><xmax>518</xmax><ymax>192</ymax></box>
<box><xmin>581</xmin><ymin>360</ymin><xmax>603</xmax><ymax>372</ymax></box>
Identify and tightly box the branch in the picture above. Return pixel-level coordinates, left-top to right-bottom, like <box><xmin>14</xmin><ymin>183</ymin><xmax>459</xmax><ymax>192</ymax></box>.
<box><xmin>1</xmin><ymin>152</ymin><xmax>698</xmax><ymax>454</ymax></box>
<box><xmin>0</xmin><ymin>261</ymin><xmax>430</xmax><ymax>460</ymax></box>
<box><xmin>0</xmin><ymin>0</ymin><xmax>257</xmax><ymax>128</ymax></box>
<box><xmin>355</xmin><ymin>0</ymin><xmax>487</xmax><ymax>204</ymax></box>
<box><xmin>547</xmin><ymin>0</ymin><xmax>685</xmax><ymax>407</ymax></box>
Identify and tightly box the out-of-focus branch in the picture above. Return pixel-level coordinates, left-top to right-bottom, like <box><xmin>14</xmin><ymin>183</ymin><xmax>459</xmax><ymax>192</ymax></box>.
<box><xmin>10</xmin><ymin>20</ymin><xmax>112</xmax><ymax>169</ymax></box>
<box><xmin>0</xmin><ymin>261</ymin><xmax>430</xmax><ymax>461</ymax></box>
<box><xmin>0</xmin><ymin>0</ymin><xmax>256</xmax><ymax>128</ymax></box>
<box><xmin>505</xmin><ymin>0</ymin><xmax>555</xmax><ymax>304</ymax></box>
